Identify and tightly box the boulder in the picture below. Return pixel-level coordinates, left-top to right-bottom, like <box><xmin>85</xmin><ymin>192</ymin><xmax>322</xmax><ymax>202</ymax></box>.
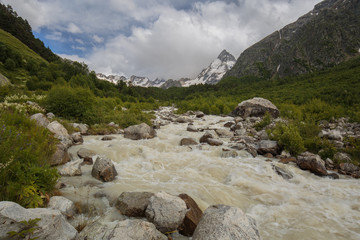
<box><xmin>102</xmin><ymin>135</ymin><xmax>116</xmax><ymax>141</ymax></box>
<box><xmin>51</xmin><ymin>144</ymin><xmax>70</xmax><ymax>166</ymax></box>
<box><xmin>327</xmin><ymin>130</ymin><xmax>343</xmax><ymax>141</ymax></box>
<box><xmin>200</xmin><ymin>131</ymin><xmax>214</xmax><ymax>143</ymax></box>
<box><xmin>30</xmin><ymin>113</ymin><xmax>50</xmax><ymax>128</ymax></box>
<box><xmin>178</xmin><ymin>194</ymin><xmax>203</xmax><ymax>237</ymax></box>
<box><xmin>83</xmin><ymin>157</ymin><xmax>93</xmax><ymax>165</ymax></box>
<box><xmin>46</xmin><ymin>112</ymin><xmax>55</xmax><ymax>119</ymax></box>
<box><xmin>207</xmin><ymin>138</ymin><xmax>223</xmax><ymax>146</ymax></box>
<box><xmin>192</xmin><ymin>205</ymin><xmax>260</xmax><ymax>240</ymax></box>
<box><xmin>334</xmin><ymin>152</ymin><xmax>352</xmax><ymax>163</ymax></box>
<box><xmin>47</xmin><ymin>121</ymin><xmax>69</xmax><ymax>137</ymax></box>
<box><xmin>0</xmin><ymin>72</ymin><xmax>10</xmax><ymax>86</ymax></box>
<box><xmin>257</xmin><ymin>140</ymin><xmax>279</xmax><ymax>156</ymax></box>
<box><xmin>215</xmin><ymin>129</ymin><xmax>234</xmax><ymax>138</ymax></box>
<box><xmin>0</xmin><ymin>201</ymin><xmax>77</xmax><ymax>240</ymax></box>
<box><xmin>58</xmin><ymin>135</ymin><xmax>73</xmax><ymax>149</ymax></box>
<box><xmin>145</xmin><ymin>191</ymin><xmax>187</xmax><ymax>233</ymax></box>
<box><xmin>109</xmin><ymin>219</ymin><xmax>167</xmax><ymax>240</ymax></box>
<box><xmin>72</xmin><ymin>123</ymin><xmax>88</xmax><ymax>135</ymax></box>
<box><xmin>224</xmin><ymin>122</ymin><xmax>235</xmax><ymax>128</ymax></box>
<box><xmin>195</xmin><ymin>111</ymin><xmax>205</xmax><ymax>118</ymax></box>
<box><xmin>232</xmin><ymin>97</ymin><xmax>279</xmax><ymax>118</ymax></box>
<box><xmin>77</xmin><ymin>148</ymin><xmax>96</xmax><ymax>159</ymax></box>
<box><xmin>91</xmin><ymin>156</ymin><xmax>118</xmax><ymax>182</ymax></box>
<box><xmin>296</xmin><ymin>152</ymin><xmax>328</xmax><ymax>176</ymax></box>
<box><xmin>48</xmin><ymin>196</ymin><xmax>76</xmax><ymax>217</ymax></box>
<box><xmin>272</xmin><ymin>165</ymin><xmax>293</xmax><ymax>180</ymax></box>
<box><xmin>124</xmin><ymin>123</ymin><xmax>156</xmax><ymax>140</ymax></box>
<box><xmin>175</xmin><ymin>117</ymin><xmax>193</xmax><ymax>123</ymax></box>
<box><xmin>71</xmin><ymin>132</ymin><xmax>83</xmax><ymax>144</ymax></box>
<box><xmin>180</xmin><ymin>138</ymin><xmax>198</xmax><ymax>146</ymax></box>
<box><xmin>187</xmin><ymin>125</ymin><xmax>198</xmax><ymax>132</ymax></box>
<box><xmin>58</xmin><ymin>159</ymin><xmax>82</xmax><ymax>176</ymax></box>
<box><xmin>231</xmin><ymin>122</ymin><xmax>244</xmax><ymax>131</ymax></box>
<box><xmin>221</xmin><ymin>150</ymin><xmax>238</xmax><ymax>158</ymax></box>
<box><xmin>115</xmin><ymin>192</ymin><xmax>154</xmax><ymax>217</ymax></box>
<box><xmin>340</xmin><ymin>162</ymin><xmax>358</xmax><ymax>174</ymax></box>
<box><xmin>279</xmin><ymin>157</ymin><xmax>296</xmax><ymax>164</ymax></box>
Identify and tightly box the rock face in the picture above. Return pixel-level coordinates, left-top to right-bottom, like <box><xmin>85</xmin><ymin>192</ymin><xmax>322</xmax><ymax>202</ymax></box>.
<box><xmin>178</xmin><ymin>194</ymin><xmax>203</xmax><ymax>237</ymax></box>
<box><xmin>145</xmin><ymin>191</ymin><xmax>187</xmax><ymax>233</ymax></box>
<box><xmin>180</xmin><ymin>138</ymin><xmax>198</xmax><ymax>146</ymax></box>
<box><xmin>257</xmin><ymin>140</ymin><xmax>279</xmax><ymax>155</ymax></box>
<box><xmin>296</xmin><ymin>152</ymin><xmax>328</xmax><ymax>176</ymax></box>
<box><xmin>91</xmin><ymin>156</ymin><xmax>118</xmax><ymax>182</ymax></box>
<box><xmin>48</xmin><ymin>196</ymin><xmax>76</xmax><ymax>217</ymax></box>
<box><xmin>108</xmin><ymin>219</ymin><xmax>167</xmax><ymax>240</ymax></box>
<box><xmin>226</xmin><ymin>0</ymin><xmax>360</xmax><ymax>79</ymax></box>
<box><xmin>192</xmin><ymin>205</ymin><xmax>261</xmax><ymax>240</ymax></box>
<box><xmin>30</xmin><ymin>113</ymin><xmax>50</xmax><ymax>128</ymax></box>
<box><xmin>232</xmin><ymin>97</ymin><xmax>279</xmax><ymax>118</ymax></box>
<box><xmin>115</xmin><ymin>192</ymin><xmax>154</xmax><ymax>217</ymax></box>
<box><xmin>124</xmin><ymin>123</ymin><xmax>156</xmax><ymax>140</ymax></box>
<box><xmin>0</xmin><ymin>201</ymin><xmax>77</xmax><ymax>240</ymax></box>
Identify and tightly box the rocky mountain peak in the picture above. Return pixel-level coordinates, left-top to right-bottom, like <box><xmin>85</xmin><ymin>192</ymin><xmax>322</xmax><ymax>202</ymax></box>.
<box><xmin>218</xmin><ymin>49</ymin><xmax>236</xmax><ymax>63</ymax></box>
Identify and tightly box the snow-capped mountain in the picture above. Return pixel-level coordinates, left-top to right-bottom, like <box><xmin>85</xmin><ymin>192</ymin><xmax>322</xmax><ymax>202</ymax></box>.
<box><xmin>96</xmin><ymin>74</ymin><xmax>166</xmax><ymax>88</ymax></box>
<box><xmin>182</xmin><ymin>50</ymin><xmax>236</xmax><ymax>86</ymax></box>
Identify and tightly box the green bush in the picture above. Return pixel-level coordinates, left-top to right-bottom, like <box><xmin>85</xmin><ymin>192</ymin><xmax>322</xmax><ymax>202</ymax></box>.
<box><xmin>254</xmin><ymin>112</ymin><xmax>271</xmax><ymax>131</ymax></box>
<box><xmin>268</xmin><ymin>122</ymin><xmax>305</xmax><ymax>155</ymax></box>
<box><xmin>4</xmin><ymin>58</ymin><xmax>16</xmax><ymax>70</ymax></box>
<box><xmin>0</xmin><ymin>110</ymin><xmax>58</xmax><ymax>208</ymax></box>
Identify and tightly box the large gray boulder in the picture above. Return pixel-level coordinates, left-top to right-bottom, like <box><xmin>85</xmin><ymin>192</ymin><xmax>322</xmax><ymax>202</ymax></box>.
<box><xmin>51</xmin><ymin>144</ymin><xmax>70</xmax><ymax>166</ymax></box>
<box><xmin>192</xmin><ymin>205</ymin><xmax>261</xmax><ymax>240</ymax></box>
<box><xmin>0</xmin><ymin>201</ymin><xmax>77</xmax><ymax>240</ymax></box>
<box><xmin>215</xmin><ymin>129</ymin><xmax>234</xmax><ymax>138</ymax></box>
<box><xmin>58</xmin><ymin>159</ymin><xmax>82</xmax><ymax>176</ymax></box>
<box><xmin>0</xmin><ymin>72</ymin><xmax>10</xmax><ymax>86</ymax></box>
<box><xmin>232</xmin><ymin>97</ymin><xmax>279</xmax><ymax>118</ymax></box>
<box><xmin>91</xmin><ymin>156</ymin><xmax>118</xmax><ymax>182</ymax></box>
<box><xmin>77</xmin><ymin>148</ymin><xmax>96</xmax><ymax>159</ymax></box>
<box><xmin>296</xmin><ymin>152</ymin><xmax>328</xmax><ymax>176</ymax></box>
<box><xmin>71</xmin><ymin>123</ymin><xmax>88</xmax><ymax>135</ymax></box>
<box><xmin>109</xmin><ymin>219</ymin><xmax>167</xmax><ymax>240</ymax></box>
<box><xmin>115</xmin><ymin>192</ymin><xmax>154</xmax><ymax>217</ymax></box>
<box><xmin>257</xmin><ymin>140</ymin><xmax>279</xmax><ymax>155</ymax></box>
<box><xmin>48</xmin><ymin>196</ymin><xmax>76</xmax><ymax>217</ymax></box>
<box><xmin>124</xmin><ymin>123</ymin><xmax>156</xmax><ymax>140</ymax></box>
<box><xmin>47</xmin><ymin>121</ymin><xmax>69</xmax><ymax>137</ymax></box>
<box><xmin>180</xmin><ymin>138</ymin><xmax>198</xmax><ymax>146</ymax></box>
<box><xmin>145</xmin><ymin>191</ymin><xmax>187</xmax><ymax>233</ymax></box>
<box><xmin>30</xmin><ymin>113</ymin><xmax>50</xmax><ymax>128</ymax></box>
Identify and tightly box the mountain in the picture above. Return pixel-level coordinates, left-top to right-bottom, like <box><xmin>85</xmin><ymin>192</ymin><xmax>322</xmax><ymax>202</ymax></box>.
<box><xmin>226</xmin><ymin>0</ymin><xmax>360</xmax><ymax>79</ymax></box>
<box><xmin>182</xmin><ymin>50</ymin><xmax>236</xmax><ymax>86</ymax></box>
<box><xmin>96</xmin><ymin>73</ymin><xmax>166</xmax><ymax>88</ymax></box>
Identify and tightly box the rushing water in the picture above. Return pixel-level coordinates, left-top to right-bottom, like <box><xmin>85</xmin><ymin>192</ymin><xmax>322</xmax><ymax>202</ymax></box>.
<box><xmin>62</xmin><ymin>108</ymin><xmax>360</xmax><ymax>240</ymax></box>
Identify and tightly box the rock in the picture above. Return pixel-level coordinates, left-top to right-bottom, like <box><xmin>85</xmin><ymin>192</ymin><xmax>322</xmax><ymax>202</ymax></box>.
<box><xmin>102</xmin><ymin>135</ymin><xmax>116</xmax><ymax>141</ymax></box>
<box><xmin>264</xmin><ymin>153</ymin><xmax>273</xmax><ymax>158</ymax></box>
<box><xmin>180</xmin><ymin>138</ymin><xmax>198</xmax><ymax>146</ymax></box>
<box><xmin>178</xmin><ymin>193</ymin><xmax>203</xmax><ymax>237</ymax></box>
<box><xmin>325</xmin><ymin>158</ymin><xmax>334</xmax><ymax>169</ymax></box>
<box><xmin>207</xmin><ymin>138</ymin><xmax>223</xmax><ymax>146</ymax></box>
<box><xmin>257</xmin><ymin>130</ymin><xmax>269</xmax><ymax>140</ymax></box>
<box><xmin>232</xmin><ymin>97</ymin><xmax>279</xmax><ymax>118</ymax></box>
<box><xmin>200</xmin><ymin>131</ymin><xmax>214</xmax><ymax>143</ymax></box>
<box><xmin>124</xmin><ymin>123</ymin><xmax>156</xmax><ymax>140</ymax></box>
<box><xmin>76</xmin><ymin>220</ymin><xmax>121</xmax><ymax>240</ymax></box>
<box><xmin>221</xmin><ymin>150</ymin><xmax>238</xmax><ymax>158</ymax></box>
<box><xmin>296</xmin><ymin>152</ymin><xmax>328</xmax><ymax>176</ymax></box>
<box><xmin>83</xmin><ymin>156</ymin><xmax>93</xmax><ymax>165</ymax></box>
<box><xmin>0</xmin><ymin>201</ymin><xmax>77</xmax><ymax>240</ymax></box>
<box><xmin>71</xmin><ymin>132</ymin><xmax>83</xmax><ymax>144</ymax></box>
<box><xmin>340</xmin><ymin>162</ymin><xmax>358</xmax><ymax>174</ymax></box>
<box><xmin>58</xmin><ymin>159</ymin><xmax>82</xmax><ymax>176</ymax></box>
<box><xmin>30</xmin><ymin>113</ymin><xmax>50</xmax><ymax>128</ymax></box>
<box><xmin>91</xmin><ymin>156</ymin><xmax>118</xmax><ymax>182</ymax></box>
<box><xmin>108</xmin><ymin>122</ymin><xmax>119</xmax><ymax>128</ymax></box>
<box><xmin>115</xmin><ymin>192</ymin><xmax>154</xmax><ymax>217</ymax></box>
<box><xmin>327</xmin><ymin>173</ymin><xmax>340</xmax><ymax>179</ymax></box>
<box><xmin>77</xmin><ymin>148</ymin><xmax>96</xmax><ymax>159</ymax></box>
<box><xmin>231</xmin><ymin>122</ymin><xmax>243</xmax><ymax>131</ymax></box>
<box><xmin>327</xmin><ymin>130</ymin><xmax>343</xmax><ymax>141</ymax></box>
<box><xmin>51</xmin><ymin>144</ymin><xmax>70</xmax><ymax>166</ymax></box>
<box><xmin>48</xmin><ymin>196</ymin><xmax>77</xmax><ymax>217</ymax></box>
<box><xmin>47</xmin><ymin>121</ymin><xmax>69</xmax><ymax>137</ymax></box>
<box><xmin>109</xmin><ymin>219</ymin><xmax>167</xmax><ymax>240</ymax></box>
<box><xmin>174</xmin><ymin>117</ymin><xmax>193</xmax><ymax>123</ymax></box>
<box><xmin>195</xmin><ymin>111</ymin><xmax>205</xmax><ymax>118</ymax></box>
<box><xmin>46</xmin><ymin>112</ymin><xmax>55</xmax><ymax>119</ymax></box>
<box><xmin>0</xmin><ymin>72</ymin><xmax>10</xmax><ymax>86</ymax></box>
<box><xmin>224</xmin><ymin>122</ymin><xmax>235</xmax><ymax>128</ymax></box>
<box><xmin>215</xmin><ymin>129</ymin><xmax>234</xmax><ymax>138</ymax></box>
<box><xmin>279</xmin><ymin>157</ymin><xmax>296</xmax><ymax>164</ymax></box>
<box><xmin>187</xmin><ymin>125</ymin><xmax>198</xmax><ymax>132</ymax></box>
<box><xmin>72</xmin><ymin>123</ymin><xmax>88</xmax><ymax>135</ymax></box>
<box><xmin>246</xmin><ymin>145</ymin><xmax>258</xmax><ymax>158</ymax></box>
<box><xmin>334</xmin><ymin>152</ymin><xmax>352</xmax><ymax>163</ymax></box>
<box><xmin>257</xmin><ymin>140</ymin><xmax>279</xmax><ymax>155</ymax></box>
<box><xmin>192</xmin><ymin>205</ymin><xmax>261</xmax><ymax>240</ymax></box>
<box><xmin>58</xmin><ymin>135</ymin><xmax>73</xmax><ymax>148</ymax></box>
<box><xmin>145</xmin><ymin>191</ymin><xmax>187</xmax><ymax>233</ymax></box>
<box><xmin>351</xmin><ymin>171</ymin><xmax>360</xmax><ymax>179</ymax></box>
<box><xmin>272</xmin><ymin>165</ymin><xmax>293</xmax><ymax>180</ymax></box>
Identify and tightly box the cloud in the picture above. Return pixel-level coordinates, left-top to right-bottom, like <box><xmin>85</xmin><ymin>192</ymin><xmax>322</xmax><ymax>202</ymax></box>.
<box><xmin>1</xmin><ymin>0</ymin><xmax>322</xmax><ymax>79</ymax></box>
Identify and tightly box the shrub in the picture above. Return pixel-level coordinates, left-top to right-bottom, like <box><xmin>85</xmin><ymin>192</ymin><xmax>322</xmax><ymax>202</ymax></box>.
<box><xmin>254</xmin><ymin>112</ymin><xmax>271</xmax><ymax>131</ymax></box>
<box><xmin>4</xmin><ymin>58</ymin><xmax>16</xmax><ymax>70</ymax></box>
<box><xmin>0</xmin><ymin>110</ymin><xmax>58</xmax><ymax>208</ymax></box>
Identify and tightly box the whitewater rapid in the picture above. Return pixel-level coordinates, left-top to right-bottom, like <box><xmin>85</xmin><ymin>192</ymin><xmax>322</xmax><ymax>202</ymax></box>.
<box><xmin>62</xmin><ymin>109</ymin><xmax>360</xmax><ymax>240</ymax></box>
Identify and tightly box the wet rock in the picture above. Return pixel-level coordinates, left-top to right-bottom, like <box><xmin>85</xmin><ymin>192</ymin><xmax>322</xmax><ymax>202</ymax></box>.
<box><xmin>195</xmin><ymin>111</ymin><xmax>205</xmax><ymax>118</ymax></box>
<box><xmin>48</xmin><ymin>196</ymin><xmax>76</xmax><ymax>217</ymax></box>
<box><xmin>232</xmin><ymin>97</ymin><xmax>279</xmax><ymax>118</ymax></box>
<box><xmin>109</xmin><ymin>219</ymin><xmax>167</xmax><ymax>240</ymax></box>
<box><xmin>327</xmin><ymin>173</ymin><xmax>340</xmax><ymax>179</ymax></box>
<box><xmin>124</xmin><ymin>123</ymin><xmax>156</xmax><ymax>140</ymax></box>
<box><xmin>46</xmin><ymin>112</ymin><xmax>55</xmax><ymax>119</ymax></box>
<box><xmin>145</xmin><ymin>191</ymin><xmax>187</xmax><ymax>233</ymax></box>
<box><xmin>279</xmin><ymin>157</ymin><xmax>296</xmax><ymax>164</ymax></box>
<box><xmin>30</xmin><ymin>113</ymin><xmax>50</xmax><ymax>128</ymax></box>
<box><xmin>257</xmin><ymin>140</ymin><xmax>279</xmax><ymax>155</ymax></box>
<box><xmin>0</xmin><ymin>201</ymin><xmax>77</xmax><ymax>240</ymax></box>
<box><xmin>47</xmin><ymin>121</ymin><xmax>69</xmax><ymax>137</ymax></box>
<box><xmin>178</xmin><ymin>193</ymin><xmax>203</xmax><ymax>237</ymax></box>
<box><xmin>334</xmin><ymin>152</ymin><xmax>352</xmax><ymax>163</ymax></box>
<box><xmin>192</xmin><ymin>204</ymin><xmax>261</xmax><ymax>240</ymax></box>
<box><xmin>102</xmin><ymin>135</ymin><xmax>116</xmax><ymax>141</ymax></box>
<box><xmin>351</xmin><ymin>171</ymin><xmax>360</xmax><ymax>179</ymax></box>
<box><xmin>71</xmin><ymin>123</ymin><xmax>88</xmax><ymax>135</ymax></box>
<box><xmin>200</xmin><ymin>131</ymin><xmax>214</xmax><ymax>143</ymax></box>
<box><xmin>296</xmin><ymin>152</ymin><xmax>328</xmax><ymax>176</ymax></box>
<box><xmin>174</xmin><ymin>117</ymin><xmax>193</xmax><ymax>123</ymax></box>
<box><xmin>115</xmin><ymin>192</ymin><xmax>154</xmax><ymax>217</ymax></box>
<box><xmin>325</xmin><ymin>158</ymin><xmax>335</xmax><ymax>169</ymax></box>
<box><xmin>91</xmin><ymin>156</ymin><xmax>118</xmax><ymax>182</ymax></box>
<box><xmin>187</xmin><ymin>125</ymin><xmax>198</xmax><ymax>132</ymax></box>
<box><xmin>264</xmin><ymin>153</ymin><xmax>273</xmax><ymax>158</ymax></box>
<box><xmin>221</xmin><ymin>150</ymin><xmax>238</xmax><ymax>158</ymax></box>
<box><xmin>340</xmin><ymin>162</ymin><xmax>358</xmax><ymax>174</ymax></box>
<box><xmin>246</xmin><ymin>145</ymin><xmax>258</xmax><ymax>158</ymax></box>
<box><xmin>215</xmin><ymin>129</ymin><xmax>234</xmax><ymax>138</ymax></box>
<box><xmin>51</xmin><ymin>144</ymin><xmax>70</xmax><ymax>166</ymax></box>
<box><xmin>207</xmin><ymin>138</ymin><xmax>223</xmax><ymax>146</ymax></box>
<box><xmin>71</xmin><ymin>132</ymin><xmax>83</xmax><ymax>144</ymax></box>
<box><xmin>77</xmin><ymin>148</ymin><xmax>96</xmax><ymax>159</ymax></box>
<box><xmin>272</xmin><ymin>165</ymin><xmax>293</xmax><ymax>180</ymax></box>
<box><xmin>83</xmin><ymin>156</ymin><xmax>93</xmax><ymax>165</ymax></box>
<box><xmin>58</xmin><ymin>159</ymin><xmax>82</xmax><ymax>176</ymax></box>
<box><xmin>180</xmin><ymin>138</ymin><xmax>198</xmax><ymax>146</ymax></box>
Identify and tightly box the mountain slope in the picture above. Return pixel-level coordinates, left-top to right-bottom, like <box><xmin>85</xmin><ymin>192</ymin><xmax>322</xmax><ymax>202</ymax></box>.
<box><xmin>226</xmin><ymin>0</ymin><xmax>360</xmax><ymax>79</ymax></box>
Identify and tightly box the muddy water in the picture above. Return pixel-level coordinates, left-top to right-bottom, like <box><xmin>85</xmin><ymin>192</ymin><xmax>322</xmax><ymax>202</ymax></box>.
<box><xmin>63</xmin><ymin>109</ymin><xmax>360</xmax><ymax>240</ymax></box>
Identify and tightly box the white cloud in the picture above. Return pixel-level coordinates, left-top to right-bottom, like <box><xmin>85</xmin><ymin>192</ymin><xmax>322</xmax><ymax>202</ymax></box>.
<box><xmin>58</xmin><ymin>53</ymin><xmax>86</xmax><ymax>63</ymax></box>
<box><xmin>75</xmin><ymin>39</ymin><xmax>84</xmax><ymax>45</ymax></box>
<box><xmin>67</xmin><ymin>23</ymin><xmax>82</xmax><ymax>34</ymax></box>
<box><xmin>92</xmin><ymin>35</ymin><xmax>104</xmax><ymax>43</ymax></box>
<box><xmin>45</xmin><ymin>31</ymin><xmax>63</xmax><ymax>41</ymax></box>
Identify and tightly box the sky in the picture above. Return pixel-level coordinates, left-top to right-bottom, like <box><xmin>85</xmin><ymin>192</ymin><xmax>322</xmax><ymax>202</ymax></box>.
<box><xmin>1</xmin><ymin>0</ymin><xmax>321</xmax><ymax>80</ymax></box>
